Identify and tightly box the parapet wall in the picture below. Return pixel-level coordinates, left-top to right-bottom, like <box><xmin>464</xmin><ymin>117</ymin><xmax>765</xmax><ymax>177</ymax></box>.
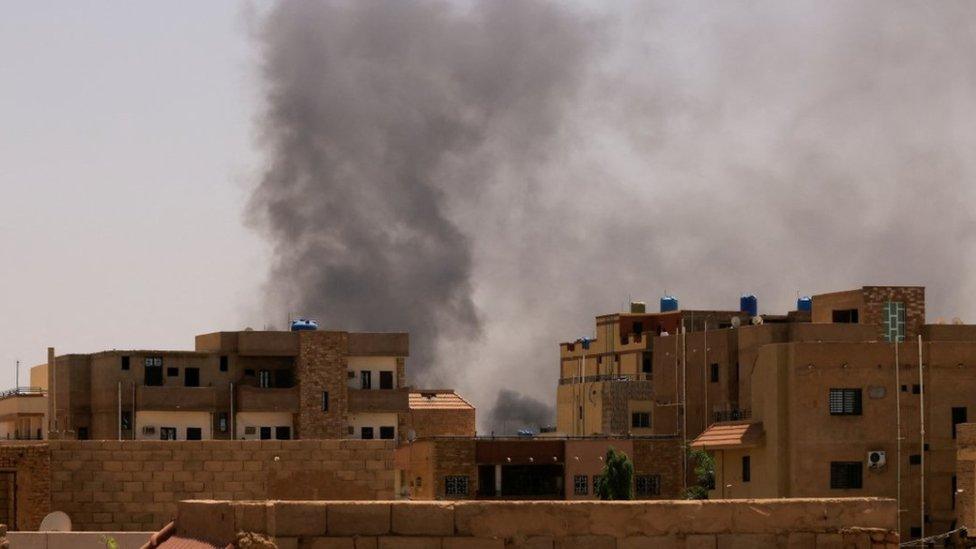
<box><xmin>175</xmin><ymin>498</ymin><xmax>899</xmax><ymax>548</ymax></box>
<box><xmin>1</xmin><ymin>439</ymin><xmax>395</xmax><ymax>532</ymax></box>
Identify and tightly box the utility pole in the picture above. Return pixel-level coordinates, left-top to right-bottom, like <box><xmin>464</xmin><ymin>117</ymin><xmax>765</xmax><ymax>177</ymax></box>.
<box><xmin>15</xmin><ymin>360</ymin><xmax>19</xmax><ymax>391</ymax></box>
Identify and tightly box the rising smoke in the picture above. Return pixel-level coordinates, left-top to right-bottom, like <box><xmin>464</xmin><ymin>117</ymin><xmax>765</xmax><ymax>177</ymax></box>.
<box><xmin>250</xmin><ymin>1</ymin><xmax>976</xmax><ymax>432</ymax></box>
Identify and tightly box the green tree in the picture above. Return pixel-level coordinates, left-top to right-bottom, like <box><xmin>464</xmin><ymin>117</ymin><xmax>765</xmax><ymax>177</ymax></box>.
<box><xmin>685</xmin><ymin>448</ymin><xmax>715</xmax><ymax>500</ymax></box>
<box><xmin>595</xmin><ymin>446</ymin><xmax>634</xmax><ymax>500</ymax></box>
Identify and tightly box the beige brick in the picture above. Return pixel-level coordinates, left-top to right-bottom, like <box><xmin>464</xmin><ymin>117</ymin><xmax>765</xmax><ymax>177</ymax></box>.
<box><xmin>392</xmin><ymin>503</ymin><xmax>454</xmax><ymax>536</ymax></box>
<box><xmin>504</xmin><ymin>537</ymin><xmax>553</xmax><ymax>549</ymax></box>
<box><xmin>328</xmin><ymin>503</ymin><xmax>391</xmax><ymax>536</ymax></box>
<box><xmin>443</xmin><ymin>538</ymin><xmax>504</xmax><ymax>549</ymax></box>
<box><xmin>309</xmin><ymin>539</ymin><xmax>356</xmax><ymax>549</ymax></box>
<box><xmin>377</xmin><ymin>537</ymin><xmax>441</xmax><ymax>549</ymax></box>
<box><xmin>619</xmin><ymin>537</ymin><xmax>681</xmax><ymax>549</ymax></box>
<box><xmin>271</xmin><ymin>501</ymin><xmax>328</xmax><ymax>537</ymax></box>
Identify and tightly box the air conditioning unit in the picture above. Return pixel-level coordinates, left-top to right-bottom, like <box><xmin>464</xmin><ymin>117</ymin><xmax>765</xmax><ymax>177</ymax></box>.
<box><xmin>868</xmin><ymin>450</ymin><xmax>887</xmax><ymax>469</ymax></box>
<box><xmin>142</xmin><ymin>425</ymin><xmax>156</xmax><ymax>435</ymax></box>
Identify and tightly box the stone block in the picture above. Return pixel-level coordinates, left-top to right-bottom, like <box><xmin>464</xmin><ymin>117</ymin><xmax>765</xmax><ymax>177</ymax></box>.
<box><xmin>619</xmin><ymin>536</ymin><xmax>681</xmax><ymax>549</ymax></box>
<box><xmin>715</xmin><ymin>534</ymin><xmax>777</xmax><ymax>549</ymax></box>
<box><xmin>686</xmin><ymin>534</ymin><xmax>717</xmax><ymax>549</ymax></box>
<box><xmin>271</xmin><ymin>501</ymin><xmax>328</xmax><ymax>537</ymax></box>
<box><xmin>814</xmin><ymin>533</ymin><xmax>843</xmax><ymax>549</ymax></box>
<box><xmin>443</xmin><ymin>538</ymin><xmax>504</xmax><ymax>549</ymax></box>
<box><xmin>392</xmin><ymin>503</ymin><xmax>455</xmax><ymax>536</ymax></box>
<box><xmin>787</xmin><ymin>532</ymin><xmax>816</xmax><ymax>549</ymax></box>
<box><xmin>505</xmin><ymin>537</ymin><xmax>553</xmax><ymax>549</ymax></box>
<box><xmin>309</xmin><ymin>539</ymin><xmax>356</xmax><ymax>549</ymax></box>
<box><xmin>377</xmin><ymin>537</ymin><xmax>442</xmax><ymax>549</ymax></box>
<box><xmin>328</xmin><ymin>503</ymin><xmax>391</xmax><ymax>536</ymax></box>
<box><xmin>554</xmin><ymin>535</ymin><xmax>615</xmax><ymax>549</ymax></box>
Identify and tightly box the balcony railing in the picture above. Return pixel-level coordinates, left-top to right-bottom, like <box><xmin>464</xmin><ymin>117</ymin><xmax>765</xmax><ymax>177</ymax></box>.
<box><xmin>347</xmin><ymin>388</ymin><xmax>410</xmax><ymax>413</ymax></box>
<box><xmin>136</xmin><ymin>386</ymin><xmax>216</xmax><ymax>411</ymax></box>
<box><xmin>713</xmin><ymin>409</ymin><xmax>751</xmax><ymax>422</ymax></box>
<box><xmin>0</xmin><ymin>387</ymin><xmax>45</xmax><ymax>400</ymax></box>
<box><xmin>235</xmin><ymin>385</ymin><xmax>299</xmax><ymax>413</ymax></box>
<box><xmin>558</xmin><ymin>373</ymin><xmax>653</xmax><ymax>386</ymax></box>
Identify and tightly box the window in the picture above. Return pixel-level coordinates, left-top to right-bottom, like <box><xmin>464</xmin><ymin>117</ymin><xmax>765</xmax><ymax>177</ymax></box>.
<box><xmin>593</xmin><ymin>475</ymin><xmax>601</xmax><ymax>494</ymax></box>
<box><xmin>910</xmin><ymin>527</ymin><xmax>922</xmax><ymax>539</ymax></box>
<box><xmin>120</xmin><ymin>411</ymin><xmax>132</xmax><ymax>431</ymax></box>
<box><xmin>710</xmin><ymin>363</ymin><xmax>719</xmax><ymax>383</ymax></box>
<box><xmin>275</xmin><ymin>426</ymin><xmax>291</xmax><ymax>440</ymax></box>
<box><xmin>244</xmin><ymin>426</ymin><xmax>256</xmax><ymax>435</ymax></box>
<box><xmin>186</xmin><ymin>427</ymin><xmax>202</xmax><ymax>441</ymax></box>
<box><xmin>274</xmin><ymin>369</ymin><xmax>293</xmax><ymax>388</ymax></box>
<box><xmin>830</xmin><ymin>462</ymin><xmax>863</xmax><ymax>489</ymax></box>
<box><xmin>573</xmin><ymin>475</ymin><xmax>588</xmax><ymax>495</ymax></box>
<box><xmin>912</xmin><ymin>384</ymin><xmax>921</xmax><ymax>395</ymax></box>
<box><xmin>633</xmin><ymin>321</ymin><xmax>644</xmax><ymax>335</ymax></box>
<box><xmin>953</xmin><ymin>407</ymin><xmax>968</xmax><ymax>439</ymax></box>
<box><xmin>901</xmin><ymin>384</ymin><xmax>908</xmax><ymax>392</ymax></box>
<box><xmin>641</xmin><ymin>352</ymin><xmax>652</xmax><ymax>374</ymax></box>
<box><xmin>445</xmin><ymin>475</ymin><xmax>469</xmax><ymax>496</ymax></box>
<box><xmin>145</xmin><ymin>357</ymin><xmax>164</xmax><ymax>386</ymax></box>
<box><xmin>219</xmin><ymin>356</ymin><xmax>228</xmax><ymax>372</ymax></box>
<box><xmin>909</xmin><ymin>454</ymin><xmax>921</xmax><ymax>465</ymax></box>
<box><xmin>217</xmin><ymin>412</ymin><xmax>228</xmax><ymax>433</ymax></box>
<box><xmin>832</xmin><ymin>309</ymin><xmax>859</xmax><ymax>323</ymax></box>
<box><xmin>361</xmin><ymin>371</ymin><xmax>372</xmax><ymax>389</ymax></box>
<box><xmin>160</xmin><ymin>427</ymin><xmax>177</xmax><ymax>441</ymax></box>
<box><xmin>578</xmin><ymin>406</ymin><xmax>583</xmax><ymax>420</ymax></box>
<box><xmin>380</xmin><ymin>371</ymin><xmax>394</xmax><ymax>390</ymax></box>
<box><xmin>167</xmin><ymin>367</ymin><xmax>179</xmax><ymax>377</ymax></box>
<box><xmin>77</xmin><ymin>427</ymin><xmax>89</xmax><ymax>440</ymax></box>
<box><xmin>258</xmin><ymin>370</ymin><xmax>271</xmax><ymax>388</ymax></box>
<box><xmin>631</xmin><ymin>412</ymin><xmax>651</xmax><ymax>429</ymax></box>
<box><xmin>635</xmin><ymin>475</ymin><xmax>661</xmax><ymax>497</ymax></box>
<box><xmin>260</xmin><ymin>427</ymin><xmax>271</xmax><ymax>440</ymax></box>
<box><xmin>184</xmin><ymin>368</ymin><xmax>200</xmax><ymax>387</ymax></box>
<box><xmin>883</xmin><ymin>301</ymin><xmax>906</xmax><ymax>342</ymax></box>
<box><xmin>244</xmin><ymin>369</ymin><xmax>255</xmax><ymax>376</ymax></box>
<box><xmin>828</xmin><ymin>389</ymin><xmax>862</xmax><ymax>415</ymax></box>
<box><xmin>361</xmin><ymin>427</ymin><xmax>374</xmax><ymax>440</ymax></box>
<box><xmin>742</xmin><ymin>456</ymin><xmax>751</xmax><ymax>482</ymax></box>
<box><xmin>121</xmin><ymin>356</ymin><xmax>130</xmax><ymax>370</ymax></box>
<box><xmin>322</xmin><ymin>391</ymin><xmax>329</xmax><ymax>412</ymax></box>
<box><xmin>379</xmin><ymin>426</ymin><xmax>395</xmax><ymax>440</ymax></box>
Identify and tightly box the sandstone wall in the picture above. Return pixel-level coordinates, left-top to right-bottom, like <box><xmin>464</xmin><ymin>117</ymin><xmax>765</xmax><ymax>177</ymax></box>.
<box><xmin>0</xmin><ymin>442</ymin><xmax>49</xmax><ymax>530</ymax></box>
<box><xmin>24</xmin><ymin>440</ymin><xmax>394</xmax><ymax>532</ymax></box>
<box><xmin>175</xmin><ymin>498</ymin><xmax>899</xmax><ymax>548</ymax></box>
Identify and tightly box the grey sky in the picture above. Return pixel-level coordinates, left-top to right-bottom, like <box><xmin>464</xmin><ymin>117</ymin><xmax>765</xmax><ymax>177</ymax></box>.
<box><xmin>0</xmin><ymin>3</ymin><xmax>266</xmax><ymax>381</ymax></box>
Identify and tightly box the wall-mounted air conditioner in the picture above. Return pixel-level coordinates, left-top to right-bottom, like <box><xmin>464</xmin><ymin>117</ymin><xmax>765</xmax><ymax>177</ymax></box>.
<box><xmin>867</xmin><ymin>450</ymin><xmax>886</xmax><ymax>469</ymax></box>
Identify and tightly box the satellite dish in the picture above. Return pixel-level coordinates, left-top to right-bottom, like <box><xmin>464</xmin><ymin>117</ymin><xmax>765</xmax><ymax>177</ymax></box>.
<box><xmin>953</xmin><ymin>317</ymin><xmax>964</xmax><ymax>325</ymax></box>
<box><xmin>730</xmin><ymin>317</ymin><xmax>741</xmax><ymax>329</ymax></box>
<box><xmin>751</xmin><ymin>316</ymin><xmax>764</xmax><ymax>326</ymax></box>
<box><xmin>39</xmin><ymin>511</ymin><xmax>71</xmax><ymax>532</ymax></box>
<box><xmin>937</xmin><ymin>317</ymin><xmax>946</xmax><ymax>325</ymax></box>
<box><xmin>406</xmin><ymin>429</ymin><xmax>417</xmax><ymax>443</ymax></box>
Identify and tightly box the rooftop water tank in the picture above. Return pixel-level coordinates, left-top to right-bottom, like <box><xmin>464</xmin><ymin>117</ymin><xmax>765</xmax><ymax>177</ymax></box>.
<box><xmin>797</xmin><ymin>296</ymin><xmax>812</xmax><ymax>312</ymax></box>
<box><xmin>740</xmin><ymin>294</ymin><xmax>758</xmax><ymax>317</ymax></box>
<box><xmin>290</xmin><ymin>318</ymin><xmax>319</xmax><ymax>332</ymax></box>
<box><xmin>660</xmin><ymin>295</ymin><xmax>679</xmax><ymax>312</ymax></box>
<box><xmin>630</xmin><ymin>301</ymin><xmax>646</xmax><ymax>314</ymax></box>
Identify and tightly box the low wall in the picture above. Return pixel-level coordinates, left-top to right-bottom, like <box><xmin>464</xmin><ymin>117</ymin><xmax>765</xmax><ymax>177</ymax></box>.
<box><xmin>8</xmin><ymin>531</ymin><xmax>153</xmax><ymax>549</ymax></box>
<box><xmin>175</xmin><ymin>498</ymin><xmax>899</xmax><ymax>548</ymax></box>
<box><xmin>0</xmin><ymin>439</ymin><xmax>395</xmax><ymax>532</ymax></box>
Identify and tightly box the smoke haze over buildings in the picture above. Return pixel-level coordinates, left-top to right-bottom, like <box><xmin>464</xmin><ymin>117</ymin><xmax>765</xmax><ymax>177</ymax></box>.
<box><xmin>249</xmin><ymin>1</ymin><xmax>976</xmax><ymax>431</ymax></box>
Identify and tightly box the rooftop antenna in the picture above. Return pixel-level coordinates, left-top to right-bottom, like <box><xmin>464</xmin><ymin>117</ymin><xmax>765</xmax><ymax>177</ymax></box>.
<box><xmin>15</xmin><ymin>360</ymin><xmax>19</xmax><ymax>391</ymax></box>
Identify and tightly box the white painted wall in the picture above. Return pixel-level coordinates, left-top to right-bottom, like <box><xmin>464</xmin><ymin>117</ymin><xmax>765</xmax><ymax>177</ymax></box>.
<box><xmin>347</xmin><ymin>356</ymin><xmax>397</xmax><ymax>389</ymax></box>
<box><xmin>345</xmin><ymin>412</ymin><xmax>397</xmax><ymax>440</ymax></box>
<box><xmin>135</xmin><ymin>410</ymin><xmax>211</xmax><ymax>440</ymax></box>
<box><xmin>235</xmin><ymin>411</ymin><xmax>293</xmax><ymax>440</ymax></box>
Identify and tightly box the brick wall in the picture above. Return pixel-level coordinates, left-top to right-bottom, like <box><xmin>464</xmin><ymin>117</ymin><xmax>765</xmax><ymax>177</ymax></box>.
<box><xmin>632</xmin><ymin>438</ymin><xmax>684</xmax><ymax>499</ymax></box>
<box><xmin>174</xmin><ymin>499</ymin><xmax>899</xmax><ymax>548</ymax></box>
<box><xmin>400</xmin><ymin>408</ymin><xmax>476</xmax><ymax>440</ymax></box>
<box><xmin>602</xmin><ymin>380</ymin><xmax>652</xmax><ymax>435</ymax></box>
<box><xmin>862</xmin><ymin>286</ymin><xmax>925</xmax><ymax>339</ymax></box>
<box><xmin>32</xmin><ymin>440</ymin><xmax>394</xmax><ymax>532</ymax></box>
<box><xmin>432</xmin><ymin>439</ymin><xmax>478</xmax><ymax>500</ymax></box>
<box><xmin>0</xmin><ymin>443</ymin><xmax>50</xmax><ymax>530</ymax></box>
<box><xmin>296</xmin><ymin>331</ymin><xmax>348</xmax><ymax>439</ymax></box>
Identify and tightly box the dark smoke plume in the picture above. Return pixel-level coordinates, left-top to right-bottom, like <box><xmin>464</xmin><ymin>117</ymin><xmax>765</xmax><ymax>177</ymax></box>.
<box><xmin>251</xmin><ymin>1</ymin><xmax>976</xmax><ymax>432</ymax></box>
<box><xmin>488</xmin><ymin>390</ymin><xmax>555</xmax><ymax>434</ymax></box>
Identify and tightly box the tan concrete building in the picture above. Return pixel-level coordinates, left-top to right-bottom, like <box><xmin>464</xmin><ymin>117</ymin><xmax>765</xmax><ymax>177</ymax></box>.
<box><xmin>46</xmin><ymin>328</ymin><xmax>474</xmax><ymax>442</ymax></box>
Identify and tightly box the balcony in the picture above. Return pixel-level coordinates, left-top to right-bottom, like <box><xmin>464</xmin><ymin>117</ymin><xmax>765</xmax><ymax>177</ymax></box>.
<box><xmin>235</xmin><ymin>385</ymin><xmax>299</xmax><ymax>413</ymax></box>
<box><xmin>136</xmin><ymin>386</ymin><xmax>216</xmax><ymax>411</ymax></box>
<box><xmin>558</xmin><ymin>373</ymin><xmax>653</xmax><ymax>386</ymax></box>
<box><xmin>713</xmin><ymin>409</ymin><xmax>751</xmax><ymax>423</ymax></box>
<box><xmin>347</xmin><ymin>388</ymin><xmax>409</xmax><ymax>413</ymax></box>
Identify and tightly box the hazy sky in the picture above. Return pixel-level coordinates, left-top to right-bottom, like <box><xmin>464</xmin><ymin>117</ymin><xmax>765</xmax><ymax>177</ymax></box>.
<box><xmin>0</xmin><ymin>3</ymin><xmax>267</xmax><ymax>381</ymax></box>
<box><xmin>3</xmin><ymin>2</ymin><xmax>976</xmax><ymax>430</ymax></box>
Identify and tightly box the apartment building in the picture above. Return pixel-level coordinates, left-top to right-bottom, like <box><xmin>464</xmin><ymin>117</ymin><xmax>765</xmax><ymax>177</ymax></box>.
<box><xmin>46</xmin><ymin>327</ymin><xmax>474</xmax><ymax>442</ymax></box>
<box><xmin>0</xmin><ymin>363</ymin><xmax>48</xmax><ymax>440</ymax></box>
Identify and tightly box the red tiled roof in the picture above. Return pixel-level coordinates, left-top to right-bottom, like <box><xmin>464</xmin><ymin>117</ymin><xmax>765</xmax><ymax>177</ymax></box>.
<box><xmin>409</xmin><ymin>391</ymin><xmax>474</xmax><ymax>410</ymax></box>
<box><xmin>690</xmin><ymin>421</ymin><xmax>764</xmax><ymax>450</ymax></box>
<box><xmin>140</xmin><ymin>521</ymin><xmax>232</xmax><ymax>549</ymax></box>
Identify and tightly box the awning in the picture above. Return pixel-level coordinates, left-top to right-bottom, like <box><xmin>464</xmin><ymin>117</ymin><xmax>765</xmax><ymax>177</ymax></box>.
<box><xmin>690</xmin><ymin>421</ymin><xmax>764</xmax><ymax>450</ymax></box>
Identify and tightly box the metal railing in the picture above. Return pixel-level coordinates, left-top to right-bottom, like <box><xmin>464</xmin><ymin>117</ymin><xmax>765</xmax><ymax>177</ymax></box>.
<box><xmin>0</xmin><ymin>386</ymin><xmax>45</xmax><ymax>399</ymax></box>
<box><xmin>558</xmin><ymin>373</ymin><xmax>653</xmax><ymax>385</ymax></box>
<box><xmin>713</xmin><ymin>409</ymin><xmax>751</xmax><ymax>422</ymax></box>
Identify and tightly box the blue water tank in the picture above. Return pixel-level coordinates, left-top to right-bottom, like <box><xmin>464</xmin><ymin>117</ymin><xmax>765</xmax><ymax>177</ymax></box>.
<box><xmin>797</xmin><ymin>296</ymin><xmax>812</xmax><ymax>312</ymax></box>
<box><xmin>290</xmin><ymin>318</ymin><xmax>319</xmax><ymax>332</ymax></box>
<box><xmin>660</xmin><ymin>295</ymin><xmax>679</xmax><ymax>312</ymax></box>
<box><xmin>740</xmin><ymin>294</ymin><xmax>758</xmax><ymax>317</ymax></box>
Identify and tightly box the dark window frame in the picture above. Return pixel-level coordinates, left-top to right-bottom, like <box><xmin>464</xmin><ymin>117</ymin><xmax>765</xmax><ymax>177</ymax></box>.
<box><xmin>830</xmin><ymin>461</ymin><xmax>863</xmax><ymax>489</ymax></box>
<box><xmin>631</xmin><ymin>411</ymin><xmax>651</xmax><ymax>429</ymax></box>
<box><xmin>186</xmin><ymin>427</ymin><xmax>202</xmax><ymax>441</ymax></box>
<box><xmin>361</xmin><ymin>426</ymin><xmax>374</xmax><ymax>440</ymax></box>
<box><xmin>121</xmin><ymin>356</ymin><xmax>130</xmax><ymax>371</ymax></box>
<box><xmin>573</xmin><ymin>475</ymin><xmax>588</xmax><ymax>496</ymax></box>
<box><xmin>742</xmin><ymin>455</ymin><xmax>751</xmax><ymax>482</ymax></box>
<box><xmin>184</xmin><ymin>367</ymin><xmax>200</xmax><ymax>387</ymax></box>
<box><xmin>953</xmin><ymin>407</ymin><xmax>968</xmax><ymax>439</ymax></box>
<box><xmin>379</xmin><ymin>426</ymin><xmax>395</xmax><ymax>440</ymax></box>
<box><xmin>710</xmin><ymin>363</ymin><xmax>720</xmax><ymax>383</ymax></box>
<box><xmin>167</xmin><ymin>367</ymin><xmax>179</xmax><ymax>377</ymax></box>
<box><xmin>361</xmin><ymin>370</ymin><xmax>372</xmax><ymax>389</ymax></box>
<box><xmin>379</xmin><ymin>371</ymin><xmax>394</xmax><ymax>390</ymax></box>
<box><xmin>445</xmin><ymin>475</ymin><xmax>469</xmax><ymax>496</ymax></box>
<box><xmin>828</xmin><ymin>388</ymin><xmax>862</xmax><ymax>416</ymax></box>
<box><xmin>322</xmin><ymin>391</ymin><xmax>329</xmax><ymax>412</ymax></box>
<box><xmin>219</xmin><ymin>356</ymin><xmax>228</xmax><ymax>372</ymax></box>
<box><xmin>635</xmin><ymin>475</ymin><xmax>661</xmax><ymax>497</ymax></box>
